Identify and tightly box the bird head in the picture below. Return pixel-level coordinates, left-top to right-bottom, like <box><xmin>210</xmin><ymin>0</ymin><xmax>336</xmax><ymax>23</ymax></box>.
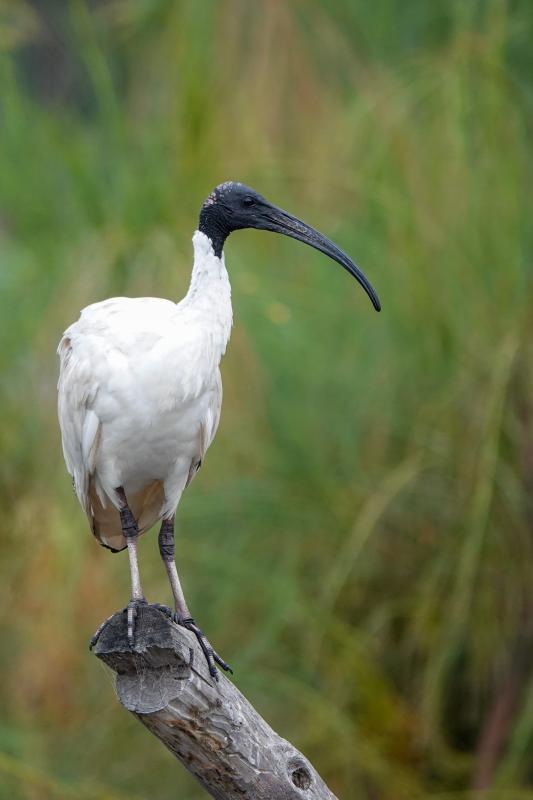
<box><xmin>199</xmin><ymin>181</ymin><xmax>380</xmax><ymax>312</ymax></box>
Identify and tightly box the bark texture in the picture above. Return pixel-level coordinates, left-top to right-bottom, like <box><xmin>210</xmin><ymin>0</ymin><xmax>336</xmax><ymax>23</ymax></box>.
<box><xmin>92</xmin><ymin>605</ymin><xmax>338</xmax><ymax>800</ymax></box>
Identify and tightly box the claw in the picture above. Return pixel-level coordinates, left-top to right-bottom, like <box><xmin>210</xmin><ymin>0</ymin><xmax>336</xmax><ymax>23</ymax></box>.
<box><xmin>90</xmin><ymin>603</ymin><xmax>231</xmax><ymax>680</ymax></box>
<box><xmin>151</xmin><ymin>607</ymin><xmax>230</xmax><ymax>678</ymax></box>
<box><xmin>125</xmin><ymin>598</ymin><xmax>147</xmax><ymax>648</ymax></box>
<box><xmin>213</xmin><ymin>652</ymin><xmax>233</xmax><ymax>675</ymax></box>
<box><xmin>152</xmin><ymin>603</ymin><xmax>179</xmax><ymax>623</ymax></box>
<box><xmin>127</xmin><ymin>603</ymin><xmax>135</xmax><ymax>645</ymax></box>
<box><xmin>180</xmin><ymin>617</ymin><xmax>232</xmax><ymax>680</ymax></box>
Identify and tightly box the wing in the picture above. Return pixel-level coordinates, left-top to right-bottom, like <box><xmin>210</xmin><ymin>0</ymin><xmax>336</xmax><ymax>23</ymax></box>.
<box><xmin>57</xmin><ymin>332</ymin><xmax>101</xmax><ymax>516</ymax></box>
<box><xmin>202</xmin><ymin>368</ymin><xmax>223</xmax><ymax>455</ymax></box>
<box><xmin>185</xmin><ymin>369</ymin><xmax>223</xmax><ymax>488</ymax></box>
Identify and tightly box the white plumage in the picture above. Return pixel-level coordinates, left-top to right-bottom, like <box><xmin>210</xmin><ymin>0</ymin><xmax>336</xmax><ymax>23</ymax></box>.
<box><xmin>58</xmin><ymin>231</ymin><xmax>230</xmax><ymax>552</ymax></box>
<box><xmin>57</xmin><ymin>180</ymin><xmax>379</xmax><ymax>678</ymax></box>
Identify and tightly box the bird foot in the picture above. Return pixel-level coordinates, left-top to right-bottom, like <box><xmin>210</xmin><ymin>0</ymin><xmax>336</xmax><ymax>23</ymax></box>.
<box><xmin>89</xmin><ymin>597</ymin><xmax>148</xmax><ymax>651</ymax></box>
<box><xmin>125</xmin><ymin>597</ymin><xmax>148</xmax><ymax>647</ymax></box>
<box><xmin>182</xmin><ymin>616</ymin><xmax>233</xmax><ymax>681</ymax></box>
<box><xmin>152</xmin><ymin>604</ymin><xmax>232</xmax><ymax>680</ymax></box>
<box><xmin>90</xmin><ymin>602</ymin><xmax>231</xmax><ymax>679</ymax></box>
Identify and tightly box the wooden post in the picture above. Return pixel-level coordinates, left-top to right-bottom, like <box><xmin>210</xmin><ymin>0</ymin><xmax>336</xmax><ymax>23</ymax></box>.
<box><xmin>92</xmin><ymin>605</ymin><xmax>339</xmax><ymax>800</ymax></box>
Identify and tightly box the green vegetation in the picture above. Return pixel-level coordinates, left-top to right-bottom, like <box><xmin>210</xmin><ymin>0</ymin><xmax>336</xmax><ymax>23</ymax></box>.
<box><xmin>0</xmin><ymin>1</ymin><xmax>532</xmax><ymax>797</ymax></box>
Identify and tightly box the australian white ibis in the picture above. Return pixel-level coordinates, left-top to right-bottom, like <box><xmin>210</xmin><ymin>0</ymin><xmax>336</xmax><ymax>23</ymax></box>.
<box><xmin>57</xmin><ymin>181</ymin><xmax>380</xmax><ymax>678</ymax></box>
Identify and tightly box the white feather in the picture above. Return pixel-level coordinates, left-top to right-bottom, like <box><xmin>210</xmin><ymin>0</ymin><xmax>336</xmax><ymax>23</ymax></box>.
<box><xmin>57</xmin><ymin>231</ymin><xmax>232</xmax><ymax>551</ymax></box>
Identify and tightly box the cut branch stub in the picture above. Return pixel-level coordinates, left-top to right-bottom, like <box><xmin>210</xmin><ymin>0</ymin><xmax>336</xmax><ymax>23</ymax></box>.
<box><xmin>92</xmin><ymin>605</ymin><xmax>338</xmax><ymax>800</ymax></box>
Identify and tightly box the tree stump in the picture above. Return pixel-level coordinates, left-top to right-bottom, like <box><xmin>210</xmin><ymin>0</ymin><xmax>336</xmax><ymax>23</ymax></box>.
<box><xmin>92</xmin><ymin>605</ymin><xmax>339</xmax><ymax>800</ymax></box>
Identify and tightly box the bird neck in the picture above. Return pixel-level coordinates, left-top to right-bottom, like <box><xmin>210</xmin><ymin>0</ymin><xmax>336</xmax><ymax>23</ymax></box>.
<box><xmin>183</xmin><ymin>231</ymin><xmax>233</xmax><ymax>349</ymax></box>
<box><xmin>198</xmin><ymin>202</ymin><xmax>230</xmax><ymax>257</ymax></box>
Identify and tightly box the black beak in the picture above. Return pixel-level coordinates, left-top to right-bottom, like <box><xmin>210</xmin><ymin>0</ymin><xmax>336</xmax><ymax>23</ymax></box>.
<box><xmin>257</xmin><ymin>206</ymin><xmax>381</xmax><ymax>312</ymax></box>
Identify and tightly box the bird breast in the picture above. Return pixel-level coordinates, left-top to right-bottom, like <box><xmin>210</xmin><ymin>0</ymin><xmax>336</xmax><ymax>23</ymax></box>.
<box><xmin>73</xmin><ymin>296</ymin><xmax>225</xmax><ymax>408</ymax></box>
<box><xmin>60</xmin><ymin>296</ymin><xmax>227</xmax><ymax>496</ymax></box>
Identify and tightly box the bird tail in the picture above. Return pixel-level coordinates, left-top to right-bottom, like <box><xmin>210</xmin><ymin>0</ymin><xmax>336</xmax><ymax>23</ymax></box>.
<box><xmin>88</xmin><ymin>479</ymin><xmax>165</xmax><ymax>552</ymax></box>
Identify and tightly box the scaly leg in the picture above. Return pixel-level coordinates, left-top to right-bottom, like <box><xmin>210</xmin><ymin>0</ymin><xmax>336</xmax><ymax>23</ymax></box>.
<box><xmin>158</xmin><ymin>515</ymin><xmax>232</xmax><ymax>680</ymax></box>
<box><xmin>117</xmin><ymin>486</ymin><xmax>146</xmax><ymax>645</ymax></box>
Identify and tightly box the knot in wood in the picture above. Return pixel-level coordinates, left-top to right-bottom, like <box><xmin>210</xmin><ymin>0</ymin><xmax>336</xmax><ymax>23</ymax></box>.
<box><xmin>289</xmin><ymin>759</ymin><xmax>312</xmax><ymax>790</ymax></box>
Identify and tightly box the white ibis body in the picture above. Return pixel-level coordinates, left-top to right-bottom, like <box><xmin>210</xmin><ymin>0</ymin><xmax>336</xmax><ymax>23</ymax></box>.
<box><xmin>57</xmin><ymin>182</ymin><xmax>380</xmax><ymax>677</ymax></box>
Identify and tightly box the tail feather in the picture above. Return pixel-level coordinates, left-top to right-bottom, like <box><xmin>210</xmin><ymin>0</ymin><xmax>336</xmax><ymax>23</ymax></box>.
<box><xmin>88</xmin><ymin>480</ymin><xmax>165</xmax><ymax>552</ymax></box>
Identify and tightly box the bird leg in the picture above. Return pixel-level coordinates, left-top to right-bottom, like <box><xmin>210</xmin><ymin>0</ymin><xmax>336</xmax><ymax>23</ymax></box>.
<box><xmin>116</xmin><ymin>486</ymin><xmax>146</xmax><ymax>646</ymax></box>
<box><xmin>157</xmin><ymin>516</ymin><xmax>232</xmax><ymax>680</ymax></box>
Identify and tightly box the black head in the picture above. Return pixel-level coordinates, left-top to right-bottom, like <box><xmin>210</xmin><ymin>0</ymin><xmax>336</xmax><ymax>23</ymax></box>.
<box><xmin>199</xmin><ymin>181</ymin><xmax>381</xmax><ymax>311</ymax></box>
<box><xmin>199</xmin><ymin>182</ymin><xmax>270</xmax><ymax>255</ymax></box>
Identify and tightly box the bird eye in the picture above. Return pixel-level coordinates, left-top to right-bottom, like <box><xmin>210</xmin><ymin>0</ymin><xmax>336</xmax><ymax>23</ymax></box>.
<box><xmin>242</xmin><ymin>196</ymin><xmax>254</xmax><ymax>207</ymax></box>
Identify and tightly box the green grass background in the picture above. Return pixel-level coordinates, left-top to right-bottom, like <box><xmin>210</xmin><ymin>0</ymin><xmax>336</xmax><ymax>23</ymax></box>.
<box><xmin>0</xmin><ymin>1</ymin><xmax>532</xmax><ymax>797</ymax></box>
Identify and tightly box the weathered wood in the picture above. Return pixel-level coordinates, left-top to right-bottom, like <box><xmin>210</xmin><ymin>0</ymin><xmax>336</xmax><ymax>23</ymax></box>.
<box><xmin>92</xmin><ymin>605</ymin><xmax>338</xmax><ymax>800</ymax></box>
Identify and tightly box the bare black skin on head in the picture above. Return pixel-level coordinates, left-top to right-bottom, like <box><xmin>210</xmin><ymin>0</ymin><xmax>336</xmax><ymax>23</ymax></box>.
<box><xmin>198</xmin><ymin>181</ymin><xmax>381</xmax><ymax>312</ymax></box>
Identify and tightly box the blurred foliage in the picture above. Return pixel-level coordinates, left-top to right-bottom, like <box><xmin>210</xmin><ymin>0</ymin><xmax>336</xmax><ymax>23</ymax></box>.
<box><xmin>0</xmin><ymin>0</ymin><xmax>532</xmax><ymax>798</ymax></box>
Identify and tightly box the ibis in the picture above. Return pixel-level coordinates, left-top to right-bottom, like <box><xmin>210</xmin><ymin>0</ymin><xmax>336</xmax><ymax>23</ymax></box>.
<box><xmin>57</xmin><ymin>181</ymin><xmax>380</xmax><ymax>678</ymax></box>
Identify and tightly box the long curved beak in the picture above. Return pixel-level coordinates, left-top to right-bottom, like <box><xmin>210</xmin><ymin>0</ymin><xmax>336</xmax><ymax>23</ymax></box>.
<box><xmin>256</xmin><ymin>206</ymin><xmax>381</xmax><ymax>312</ymax></box>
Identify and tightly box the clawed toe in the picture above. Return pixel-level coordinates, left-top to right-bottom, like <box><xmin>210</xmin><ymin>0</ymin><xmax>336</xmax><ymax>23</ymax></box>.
<box><xmin>90</xmin><ymin>602</ymin><xmax>232</xmax><ymax>679</ymax></box>
<box><xmin>180</xmin><ymin>616</ymin><xmax>233</xmax><ymax>680</ymax></box>
<box><xmin>152</xmin><ymin>607</ymin><xmax>232</xmax><ymax>679</ymax></box>
<box><xmin>125</xmin><ymin>598</ymin><xmax>147</xmax><ymax>646</ymax></box>
<box><xmin>89</xmin><ymin>597</ymin><xmax>147</xmax><ymax>650</ymax></box>
<box><xmin>152</xmin><ymin>603</ymin><xmax>179</xmax><ymax>623</ymax></box>
<box><xmin>212</xmin><ymin>651</ymin><xmax>233</xmax><ymax>674</ymax></box>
